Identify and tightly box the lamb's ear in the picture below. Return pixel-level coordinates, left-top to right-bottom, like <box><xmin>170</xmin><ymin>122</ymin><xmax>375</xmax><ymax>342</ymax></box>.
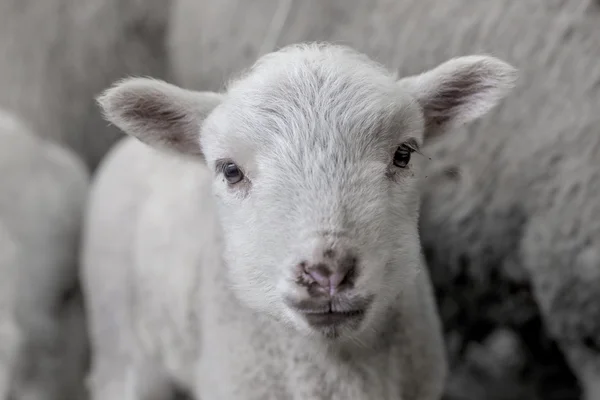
<box><xmin>96</xmin><ymin>77</ymin><xmax>223</xmax><ymax>158</ymax></box>
<box><xmin>398</xmin><ymin>56</ymin><xmax>517</xmax><ymax>141</ymax></box>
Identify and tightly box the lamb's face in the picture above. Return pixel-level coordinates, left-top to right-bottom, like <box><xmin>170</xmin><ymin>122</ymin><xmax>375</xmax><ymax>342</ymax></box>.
<box><xmin>200</xmin><ymin>48</ymin><xmax>426</xmax><ymax>339</ymax></box>
<box><xmin>97</xmin><ymin>43</ymin><xmax>517</xmax><ymax>341</ymax></box>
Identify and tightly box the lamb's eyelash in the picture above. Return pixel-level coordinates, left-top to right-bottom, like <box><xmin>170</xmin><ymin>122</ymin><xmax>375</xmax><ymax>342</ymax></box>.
<box><xmin>215</xmin><ymin>158</ymin><xmax>234</xmax><ymax>174</ymax></box>
<box><xmin>401</xmin><ymin>138</ymin><xmax>421</xmax><ymax>154</ymax></box>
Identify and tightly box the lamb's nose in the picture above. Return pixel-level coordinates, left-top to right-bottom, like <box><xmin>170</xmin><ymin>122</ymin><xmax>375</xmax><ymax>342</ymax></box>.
<box><xmin>300</xmin><ymin>251</ymin><xmax>357</xmax><ymax>296</ymax></box>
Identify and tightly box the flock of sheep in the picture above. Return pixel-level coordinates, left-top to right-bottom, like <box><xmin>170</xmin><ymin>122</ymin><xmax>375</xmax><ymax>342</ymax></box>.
<box><xmin>1</xmin><ymin>1</ymin><xmax>599</xmax><ymax>400</ymax></box>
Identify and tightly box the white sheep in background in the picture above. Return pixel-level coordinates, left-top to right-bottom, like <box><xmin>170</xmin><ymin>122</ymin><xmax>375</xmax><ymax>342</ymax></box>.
<box><xmin>83</xmin><ymin>43</ymin><xmax>516</xmax><ymax>399</ymax></box>
<box><xmin>0</xmin><ymin>0</ymin><xmax>171</xmax><ymax>170</ymax></box>
<box><xmin>0</xmin><ymin>110</ymin><xmax>89</xmax><ymax>400</ymax></box>
<box><xmin>420</xmin><ymin>82</ymin><xmax>600</xmax><ymax>400</ymax></box>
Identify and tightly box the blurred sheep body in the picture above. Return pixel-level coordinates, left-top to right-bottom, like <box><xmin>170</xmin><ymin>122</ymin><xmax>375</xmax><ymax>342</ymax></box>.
<box><xmin>0</xmin><ymin>110</ymin><xmax>90</xmax><ymax>400</ymax></box>
<box><xmin>420</xmin><ymin>80</ymin><xmax>600</xmax><ymax>400</ymax></box>
<box><xmin>0</xmin><ymin>0</ymin><xmax>171</xmax><ymax>170</ymax></box>
<box><xmin>166</xmin><ymin>1</ymin><xmax>600</xmax><ymax>398</ymax></box>
<box><xmin>82</xmin><ymin>43</ymin><xmax>515</xmax><ymax>399</ymax></box>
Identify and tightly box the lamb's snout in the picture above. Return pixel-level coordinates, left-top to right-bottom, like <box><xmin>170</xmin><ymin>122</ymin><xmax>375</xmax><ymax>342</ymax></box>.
<box><xmin>296</xmin><ymin>247</ymin><xmax>358</xmax><ymax>296</ymax></box>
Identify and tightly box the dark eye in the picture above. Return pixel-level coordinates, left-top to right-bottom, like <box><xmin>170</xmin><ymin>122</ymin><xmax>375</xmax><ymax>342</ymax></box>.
<box><xmin>393</xmin><ymin>144</ymin><xmax>413</xmax><ymax>168</ymax></box>
<box><xmin>223</xmin><ymin>162</ymin><xmax>244</xmax><ymax>184</ymax></box>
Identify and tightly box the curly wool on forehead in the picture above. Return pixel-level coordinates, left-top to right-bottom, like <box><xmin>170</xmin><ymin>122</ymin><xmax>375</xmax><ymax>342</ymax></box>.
<box><xmin>220</xmin><ymin>43</ymin><xmax>416</xmax><ymax>150</ymax></box>
<box><xmin>231</xmin><ymin>42</ymin><xmax>397</xmax><ymax>83</ymax></box>
<box><xmin>227</xmin><ymin>43</ymin><xmax>400</xmax><ymax>101</ymax></box>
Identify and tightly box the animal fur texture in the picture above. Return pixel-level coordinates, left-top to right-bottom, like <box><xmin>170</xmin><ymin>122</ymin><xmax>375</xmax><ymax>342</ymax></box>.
<box><xmin>0</xmin><ymin>110</ymin><xmax>90</xmax><ymax>400</ymax></box>
<box><xmin>83</xmin><ymin>43</ymin><xmax>516</xmax><ymax>399</ymax></box>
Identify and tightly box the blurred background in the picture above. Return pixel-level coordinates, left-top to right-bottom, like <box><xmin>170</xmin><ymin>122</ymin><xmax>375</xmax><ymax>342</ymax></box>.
<box><xmin>1</xmin><ymin>0</ymin><xmax>599</xmax><ymax>399</ymax></box>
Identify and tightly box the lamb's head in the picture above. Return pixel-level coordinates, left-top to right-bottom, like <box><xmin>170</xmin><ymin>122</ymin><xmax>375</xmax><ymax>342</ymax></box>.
<box><xmin>97</xmin><ymin>43</ymin><xmax>516</xmax><ymax>341</ymax></box>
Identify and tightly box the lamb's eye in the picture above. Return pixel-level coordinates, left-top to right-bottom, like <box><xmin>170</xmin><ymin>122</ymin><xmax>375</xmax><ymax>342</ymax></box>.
<box><xmin>393</xmin><ymin>144</ymin><xmax>413</xmax><ymax>168</ymax></box>
<box><xmin>223</xmin><ymin>162</ymin><xmax>244</xmax><ymax>184</ymax></box>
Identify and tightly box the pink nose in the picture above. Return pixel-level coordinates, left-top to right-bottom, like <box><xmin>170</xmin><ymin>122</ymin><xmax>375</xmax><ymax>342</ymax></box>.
<box><xmin>300</xmin><ymin>252</ymin><xmax>357</xmax><ymax>296</ymax></box>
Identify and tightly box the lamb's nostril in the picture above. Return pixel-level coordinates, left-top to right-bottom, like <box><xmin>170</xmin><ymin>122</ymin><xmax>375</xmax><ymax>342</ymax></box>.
<box><xmin>329</xmin><ymin>269</ymin><xmax>350</xmax><ymax>289</ymax></box>
<box><xmin>305</xmin><ymin>263</ymin><xmax>332</xmax><ymax>288</ymax></box>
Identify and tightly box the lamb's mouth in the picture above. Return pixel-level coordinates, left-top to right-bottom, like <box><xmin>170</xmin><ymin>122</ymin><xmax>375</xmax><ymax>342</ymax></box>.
<box><xmin>302</xmin><ymin>309</ymin><xmax>366</xmax><ymax>328</ymax></box>
<box><xmin>285</xmin><ymin>295</ymin><xmax>373</xmax><ymax>329</ymax></box>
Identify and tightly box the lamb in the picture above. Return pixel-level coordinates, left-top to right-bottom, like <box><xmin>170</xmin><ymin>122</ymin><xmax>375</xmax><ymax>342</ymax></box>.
<box><xmin>0</xmin><ymin>0</ymin><xmax>171</xmax><ymax>170</ymax></box>
<box><xmin>165</xmin><ymin>1</ymin><xmax>600</xmax><ymax>398</ymax></box>
<box><xmin>0</xmin><ymin>109</ymin><xmax>90</xmax><ymax>400</ymax></box>
<box><xmin>82</xmin><ymin>42</ymin><xmax>516</xmax><ymax>399</ymax></box>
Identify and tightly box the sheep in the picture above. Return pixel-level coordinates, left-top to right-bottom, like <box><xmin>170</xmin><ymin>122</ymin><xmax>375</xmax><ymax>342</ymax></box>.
<box><xmin>82</xmin><ymin>42</ymin><xmax>516</xmax><ymax>399</ymax></box>
<box><xmin>166</xmin><ymin>1</ymin><xmax>600</xmax><ymax>398</ymax></box>
<box><xmin>0</xmin><ymin>0</ymin><xmax>171</xmax><ymax>170</ymax></box>
<box><xmin>0</xmin><ymin>109</ymin><xmax>90</xmax><ymax>400</ymax></box>
<box><xmin>420</xmin><ymin>111</ymin><xmax>600</xmax><ymax>400</ymax></box>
